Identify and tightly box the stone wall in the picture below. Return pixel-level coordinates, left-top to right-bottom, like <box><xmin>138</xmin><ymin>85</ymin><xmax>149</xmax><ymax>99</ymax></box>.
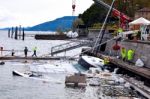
<box><xmin>88</xmin><ymin>29</ymin><xmax>112</xmax><ymax>40</ymax></box>
<box><xmin>104</xmin><ymin>40</ymin><xmax>150</xmax><ymax>69</ymax></box>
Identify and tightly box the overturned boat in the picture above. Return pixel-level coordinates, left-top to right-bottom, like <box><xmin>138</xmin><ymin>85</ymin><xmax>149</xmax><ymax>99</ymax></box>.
<box><xmin>12</xmin><ymin>70</ymin><xmax>41</xmax><ymax>77</ymax></box>
<box><xmin>12</xmin><ymin>70</ymin><xmax>31</xmax><ymax>77</ymax></box>
<box><xmin>78</xmin><ymin>55</ymin><xmax>104</xmax><ymax>69</ymax></box>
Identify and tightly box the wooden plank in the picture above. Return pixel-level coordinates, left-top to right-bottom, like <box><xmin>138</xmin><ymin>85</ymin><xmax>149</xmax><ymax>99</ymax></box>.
<box><xmin>95</xmin><ymin>53</ymin><xmax>150</xmax><ymax>80</ymax></box>
<box><xmin>111</xmin><ymin>58</ymin><xmax>150</xmax><ymax>79</ymax></box>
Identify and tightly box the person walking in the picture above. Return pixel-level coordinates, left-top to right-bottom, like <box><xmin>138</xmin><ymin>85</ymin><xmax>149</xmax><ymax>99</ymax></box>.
<box><xmin>32</xmin><ymin>47</ymin><xmax>37</xmax><ymax>57</ymax></box>
<box><xmin>24</xmin><ymin>47</ymin><xmax>28</xmax><ymax>57</ymax></box>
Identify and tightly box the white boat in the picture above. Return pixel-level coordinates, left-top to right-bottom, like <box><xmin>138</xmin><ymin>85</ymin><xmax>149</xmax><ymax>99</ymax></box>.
<box><xmin>12</xmin><ymin>70</ymin><xmax>41</xmax><ymax>77</ymax></box>
<box><xmin>12</xmin><ymin>70</ymin><xmax>30</xmax><ymax>77</ymax></box>
<box><xmin>78</xmin><ymin>55</ymin><xmax>104</xmax><ymax>69</ymax></box>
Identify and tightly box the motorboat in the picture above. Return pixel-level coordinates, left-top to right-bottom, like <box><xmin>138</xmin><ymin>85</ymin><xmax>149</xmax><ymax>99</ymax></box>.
<box><xmin>12</xmin><ymin>70</ymin><xmax>31</xmax><ymax>77</ymax></box>
<box><xmin>12</xmin><ymin>70</ymin><xmax>41</xmax><ymax>77</ymax></box>
<box><xmin>78</xmin><ymin>55</ymin><xmax>104</xmax><ymax>69</ymax></box>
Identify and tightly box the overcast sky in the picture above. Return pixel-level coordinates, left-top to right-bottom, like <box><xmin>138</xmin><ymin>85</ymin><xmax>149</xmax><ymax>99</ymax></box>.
<box><xmin>0</xmin><ymin>0</ymin><xmax>94</xmax><ymax>28</ymax></box>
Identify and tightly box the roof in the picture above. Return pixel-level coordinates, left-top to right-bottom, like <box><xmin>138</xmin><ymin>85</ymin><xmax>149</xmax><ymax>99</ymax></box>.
<box><xmin>129</xmin><ymin>17</ymin><xmax>150</xmax><ymax>25</ymax></box>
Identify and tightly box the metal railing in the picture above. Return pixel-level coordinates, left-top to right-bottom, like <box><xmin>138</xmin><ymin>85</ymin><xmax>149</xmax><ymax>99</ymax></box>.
<box><xmin>51</xmin><ymin>40</ymin><xmax>91</xmax><ymax>56</ymax></box>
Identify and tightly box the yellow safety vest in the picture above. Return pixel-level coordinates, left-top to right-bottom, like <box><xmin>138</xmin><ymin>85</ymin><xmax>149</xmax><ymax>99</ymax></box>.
<box><xmin>117</xmin><ymin>28</ymin><xmax>123</xmax><ymax>33</ymax></box>
<box><xmin>104</xmin><ymin>57</ymin><xmax>109</xmax><ymax>65</ymax></box>
<box><xmin>121</xmin><ymin>48</ymin><xmax>126</xmax><ymax>59</ymax></box>
<box><xmin>127</xmin><ymin>50</ymin><xmax>134</xmax><ymax>61</ymax></box>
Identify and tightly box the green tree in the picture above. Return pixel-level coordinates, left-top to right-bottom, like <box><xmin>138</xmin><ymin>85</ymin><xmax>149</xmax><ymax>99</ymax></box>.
<box><xmin>79</xmin><ymin>0</ymin><xmax>150</xmax><ymax>28</ymax></box>
<box><xmin>79</xmin><ymin>4</ymin><xmax>107</xmax><ymax>27</ymax></box>
<box><xmin>72</xmin><ymin>18</ymin><xmax>84</xmax><ymax>30</ymax></box>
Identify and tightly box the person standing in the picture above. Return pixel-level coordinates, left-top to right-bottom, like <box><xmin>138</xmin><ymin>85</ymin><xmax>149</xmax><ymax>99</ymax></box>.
<box><xmin>24</xmin><ymin>47</ymin><xmax>28</xmax><ymax>57</ymax></box>
<box><xmin>11</xmin><ymin>49</ymin><xmax>15</xmax><ymax>56</ymax></box>
<box><xmin>127</xmin><ymin>49</ymin><xmax>134</xmax><ymax>64</ymax></box>
<box><xmin>32</xmin><ymin>47</ymin><xmax>37</xmax><ymax>57</ymax></box>
<box><xmin>121</xmin><ymin>47</ymin><xmax>126</xmax><ymax>61</ymax></box>
<box><xmin>0</xmin><ymin>47</ymin><xmax>3</xmax><ymax>56</ymax></box>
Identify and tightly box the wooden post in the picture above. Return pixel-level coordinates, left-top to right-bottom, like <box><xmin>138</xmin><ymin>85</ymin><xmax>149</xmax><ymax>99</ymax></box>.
<box><xmin>8</xmin><ymin>29</ymin><xmax>10</xmax><ymax>38</ymax></box>
<box><xmin>14</xmin><ymin>26</ymin><xmax>18</xmax><ymax>40</ymax></box>
<box><xmin>19</xmin><ymin>25</ymin><xmax>21</xmax><ymax>39</ymax></box>
<box><xmin>22</xmin><ymin>28</ymin><xmax>25</xmax><ymax>41</ymax></box>
<box><xmin>11</xmin><ymin>27</ymin><xmax>13</xmax><ymax>38</ymax></box>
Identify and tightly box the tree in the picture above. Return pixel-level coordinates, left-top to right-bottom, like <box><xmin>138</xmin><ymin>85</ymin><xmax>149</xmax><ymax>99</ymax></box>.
<box><xmin>79</xmin><ymin>4</ymin><xmax>107</xmax><ymax>27</ymax></box>
<box><xmin>72</xmin><ymin>18</ymin><xmax>84</xmax><ymax>31</ymax></box>
<box><xmin>79</xmin><ymin>0</ymin><xmax>150</xmax><ymax>28</ymax></box>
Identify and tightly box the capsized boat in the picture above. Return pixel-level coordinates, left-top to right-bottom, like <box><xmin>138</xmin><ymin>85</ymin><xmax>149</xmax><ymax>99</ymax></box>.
<box><xmin>12</xmin><ymin>70</ymin><xmax>41</xmax><ymax>77</ymax></box>
<box><xmin>12</xmin><ymin>70</ymin><xmax>31</xmax><ymax>77</ymax></box>
<box><xmin>78</xmin><ymin>55</ymin><xmax>104</xmax><ymax>69</ymax></box>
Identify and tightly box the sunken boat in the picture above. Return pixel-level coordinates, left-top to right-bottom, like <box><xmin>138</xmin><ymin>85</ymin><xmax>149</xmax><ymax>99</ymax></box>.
<box><xmin>78</xmin><ymin>55</ymin><xmax>104</xmax><ymax>69</ymax></box>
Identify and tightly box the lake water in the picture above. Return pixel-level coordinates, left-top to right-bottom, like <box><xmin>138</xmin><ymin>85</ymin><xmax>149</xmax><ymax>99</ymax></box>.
<box><xmin>0</xmin><ymin>30</ymin><xmax>98</xmax><ymax>99</ymax></box>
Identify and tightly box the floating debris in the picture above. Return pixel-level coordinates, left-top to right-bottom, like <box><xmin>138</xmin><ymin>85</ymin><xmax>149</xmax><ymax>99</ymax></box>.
<box><xmin>65</xmin><ymin>73</ymin><xmax>86</xmax><ymax>88</ymax></box>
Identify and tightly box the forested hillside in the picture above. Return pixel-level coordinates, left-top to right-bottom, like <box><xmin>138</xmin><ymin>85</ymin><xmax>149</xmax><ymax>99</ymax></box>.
<box><xmin>79</xmin><ymin>0</ymin><xmax>150</xmax><ymax>28</ymax></box>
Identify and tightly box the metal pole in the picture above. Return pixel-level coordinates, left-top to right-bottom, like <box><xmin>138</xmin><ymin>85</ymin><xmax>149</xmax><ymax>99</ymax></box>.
<box><xmin>92</xmin><ymin>0</ymin><xmax>116</xmax><ymax>53</ymax></box>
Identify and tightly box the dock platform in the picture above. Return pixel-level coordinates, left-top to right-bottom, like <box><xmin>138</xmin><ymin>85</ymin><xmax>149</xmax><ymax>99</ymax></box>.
<box><xmin>110</xmin><ymin>58</ymin><xmax>150</xmax><ymax>80</ymax></box>
<box><xmin>97</xmin><ymin>53</ymin><xmax>150</xmax><ymax>86</ymax></box>
<box><xmin>0</xmin><ymin>56</ymin><xmax>77</xmax><ymax>60</ymax></box>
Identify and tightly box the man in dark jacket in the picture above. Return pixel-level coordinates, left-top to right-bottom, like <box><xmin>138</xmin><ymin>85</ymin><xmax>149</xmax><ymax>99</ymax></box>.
<box><xmin>24</xmin><ymin>47</ymin><xmax>28</xmax><ymax>57</ymax></box>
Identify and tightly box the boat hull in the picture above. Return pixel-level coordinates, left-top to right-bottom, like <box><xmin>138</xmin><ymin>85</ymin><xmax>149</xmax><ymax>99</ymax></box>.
<box><xmin>78</xmin><ymin>55</ymin><xmax>104</xmax><ymax>69</ymax></box>
<box><xmin>78</xmin><ymin>56</ymin><xmax>94</xmax><ymax>69</ymax></box>
<box><xmin>12</xmin><ymin>70</ymin><xmax>29</xmax><ymax>77</ymax></box>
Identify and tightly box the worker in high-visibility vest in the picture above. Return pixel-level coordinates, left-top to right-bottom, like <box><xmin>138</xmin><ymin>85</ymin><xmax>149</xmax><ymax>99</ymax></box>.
<box><xmin>121</xmin><ymin>47</ymin><xmax>126</xmax><ymax>61</ymax></box>
<box><xmin>117</xmin><ymin>28</ymin><xmax>123</xmax><ymax>36</ymax></box>
<box><xmin>127</xmin><ymin>49</ymin><xmax>134</xmax><ymax>64</ymax></box>
<box><xmin>102</xmin><ymin>56</ymin><xmax>110</xmax><ymax>71</ymax></box>
<box><xmin>104</xmin><ymin>57</ymin><xmax>110</xmax><ymax>65</ymax></box>
<box><xmin>32</xmin><ymin>47</ymin><xmax>37</xmax><ymax>57</ymax></box>
<box><xmin>118</xmin><ymin>28</ymin><xmax>123</xmax><ymax>33</ymax></box>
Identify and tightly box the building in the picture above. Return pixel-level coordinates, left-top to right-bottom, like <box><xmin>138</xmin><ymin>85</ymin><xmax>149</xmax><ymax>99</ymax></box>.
<box><xmin>76</xmin><ymin>25</ymin><xmax>88</xmax><ymax>37</ymax></box>
<box><xmin>135</xmin><ymin>7</ymin><xmax>150</xmax><ymax>20</ymax></box>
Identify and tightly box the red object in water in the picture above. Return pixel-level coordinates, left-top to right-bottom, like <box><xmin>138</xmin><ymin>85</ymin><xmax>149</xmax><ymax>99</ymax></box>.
<box><xmin>112</xmin><ymin>43</ymin><xmax>120</xmax><ymax>51</ymax></box>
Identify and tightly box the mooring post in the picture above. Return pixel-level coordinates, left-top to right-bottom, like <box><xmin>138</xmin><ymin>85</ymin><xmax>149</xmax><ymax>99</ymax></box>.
<box><xmin>22</xmin><ymin>28</ymin><xmax>25</xmax><ymax>41</ymax></box>
<box><xmin>11</xmin><ymin>27</ymin><xmax>14</xmax><ymax>38</ymax></box>
<box><xmin>8</xmin><ymin>29</ymin><xmax>10</xmax><ymax>38</ymax></box>
<box><xmin>14</xmin><ymin>26</ymin><xmax>18</xmax><ymax>40</ymax></box>
<box><xmin>19</xmin><ymin>25</ymin><xmax>21</xmax><ymax>39</ymax></box>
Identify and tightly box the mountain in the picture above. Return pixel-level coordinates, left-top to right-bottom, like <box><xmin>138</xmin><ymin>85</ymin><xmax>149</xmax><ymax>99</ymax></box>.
<box><xmin>26</xmin><ymin>16</ymin><xmax>77</xmax><ymax>31</ymax></box>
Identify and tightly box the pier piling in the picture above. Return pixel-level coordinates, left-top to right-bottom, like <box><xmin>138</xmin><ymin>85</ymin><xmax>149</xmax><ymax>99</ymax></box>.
<box><xmin>14</xmin><ymin>26</ymin><xmax>18</xmax><ymax>40</ymax></box>
<box><xmin>22</xmin><ymin>28</ymin><xmax>25</xmax><ymax>41</ymax></box>
<box><xmin>11</xmin><ymin>27</ymin><xmax>14</xmax><ymax>38</ymax></box>
<box><xmin>8</xmin><ymin>29</ymin><xmax>10</xmax><ymax>38</ymax></box>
